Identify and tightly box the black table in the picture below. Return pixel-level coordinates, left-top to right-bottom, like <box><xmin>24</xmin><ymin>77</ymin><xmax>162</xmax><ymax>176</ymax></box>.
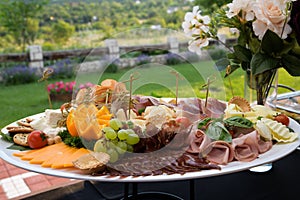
<box><xmin>23</xmin><ymin>149</ymin><xmax>300</xmax><ymax>200</ymax></box>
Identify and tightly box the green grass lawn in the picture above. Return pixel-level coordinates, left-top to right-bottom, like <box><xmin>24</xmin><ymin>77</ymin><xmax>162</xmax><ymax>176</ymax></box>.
<box><xmin>1</xmin><ymin>62</ymin><xmax>299</xmax><ymax>129</ymax></box>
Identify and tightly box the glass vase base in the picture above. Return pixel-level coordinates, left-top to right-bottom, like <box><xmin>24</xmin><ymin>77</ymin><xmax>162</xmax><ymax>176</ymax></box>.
<box><xmin>249</xmin><ymin>163</ymin><xmax>272</xmax><ymax>172</ymax></box>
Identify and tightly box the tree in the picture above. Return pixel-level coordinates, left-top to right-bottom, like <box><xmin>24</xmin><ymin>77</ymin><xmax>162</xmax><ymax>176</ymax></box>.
<box><xmin>194</xmin><ymin>0</ymin><xmax>231</xmax><ymax>14</ymax></box>
<box><xmin>0</xmin><ymin>0</ymin><xmax>49</xmax><ymax>52</ymax></box>
<box><xmin>51</xmin><ymin>20</ymin><xmax>75</xmax><ymax>44</ymax></box>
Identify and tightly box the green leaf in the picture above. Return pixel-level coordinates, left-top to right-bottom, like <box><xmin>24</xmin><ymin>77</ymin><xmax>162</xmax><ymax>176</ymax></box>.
<box><xmin>281</xmin><ymin>38</ymin><xmax>297</xmax><ymax>55</ymax></box>
<box><xmin>0</xmin><ymin>132</ymin><xmax>13</xmax><ymax>143</ymax></box>
<box><xmin>250</xmin><ymin>52</ymin><xmax>278</xmax><ymax>75</ymax></box>
<box><xmin>261</xmin><ymin>30</ymin><xmax>283</xmax><ymax>54</ymax></box>
<box><xmin>206</xmin><ymin>121</ymin><xmax>232</xmax><ymax>143</ymax></box>
<box><xmin>282</xmin><ymin>54</ymin><xmax>300</xmax><ymax>76</ymax></box>
<box><xmin>223</xmin><ymin>116</ymin><xmax>253</xmax><ymax>128</ymax></box>
<box><xmin>198</xmin><ymin>118</ymin><xmax>212</xmax><ymax>129</ymax></box>
<box><xmin>233</xmin><ymin>45</ymin><xmax>252</xmax><ymax>62</ymax></box>
<box><xmin>241</xmin><ymin>61</ymin><xmax>250</xmax><ymax>71</ymax></box>
<box><xmin>215</xmin><ymin>58</ymin><xmax>230</xmax><ymax>71</ymax></box>
<box><xmin>7</xmin><ymin>144</ymin><xmax>31</xmax><ymax>151</ymax></box>
<box><xmin>227</xmin><ymin>53</ymin><xmax>237</xmax><ymax>59</ymax></box>
<box><xmin>57</xmin><ymin>130</ymin><xmax>84</xmax><ymax>148</ymax></box>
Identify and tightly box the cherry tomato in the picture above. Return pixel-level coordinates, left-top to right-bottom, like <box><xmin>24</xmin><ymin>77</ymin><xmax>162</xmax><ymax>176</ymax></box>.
<box><xmin>274</xmin><ymin>114</ymin><xmax>290</xmax><ymax>126</ymax></box>
<box><xmin>28</xmin><ymin>130</ymin><xmax>48</xmax><ymax>149</ymax></box>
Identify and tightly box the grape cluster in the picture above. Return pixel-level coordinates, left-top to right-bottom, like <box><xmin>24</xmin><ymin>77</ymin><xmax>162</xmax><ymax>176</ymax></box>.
<box><xmin>93</xmin><ymin>119</ymin><xmax>140</xmax><ymax>163</ymax></box>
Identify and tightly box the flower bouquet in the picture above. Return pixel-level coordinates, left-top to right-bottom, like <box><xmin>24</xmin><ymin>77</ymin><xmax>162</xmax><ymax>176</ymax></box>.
<box><xmin>182</xmin><ymin>0</ymin><xmax>300</xmax><ymax>105</ymax></box>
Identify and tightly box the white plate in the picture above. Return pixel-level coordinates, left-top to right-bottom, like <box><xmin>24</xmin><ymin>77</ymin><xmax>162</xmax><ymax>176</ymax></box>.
<box><xmin>1</xmin><ymin>113</ymin><xmax>300</xmax><ymax>183</ymax></box>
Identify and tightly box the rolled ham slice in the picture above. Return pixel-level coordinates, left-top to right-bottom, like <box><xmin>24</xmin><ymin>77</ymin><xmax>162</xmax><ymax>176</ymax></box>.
<box><xmin>203</xmin><ymin>141</ymin><xmax>235</xmax><ymax>165</ymax></box>
<box><xmin>187</xmin><ymin>129</ymin><xmax>211</xmax><ymax>154</ymax></box>
<box><xmin>231</xmin><ymin>131</ymin><xmax>272</xmax><ymax>162</ymax></box>
<box><xmin>188</xmin><ymin>130</ymin><xmax>234</xmax><ymax>165</ymax></box>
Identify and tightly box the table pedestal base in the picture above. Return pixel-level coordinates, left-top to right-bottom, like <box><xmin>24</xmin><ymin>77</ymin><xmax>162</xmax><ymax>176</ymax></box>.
<box><xmin>121</xmin><ymin>180</ymin><xmax>195</xmax><ymax>200</ymax></box>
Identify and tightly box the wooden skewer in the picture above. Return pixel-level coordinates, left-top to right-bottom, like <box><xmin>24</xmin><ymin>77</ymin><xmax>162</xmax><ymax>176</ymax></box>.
<box><xmin>226</xmin><ymin>65</ymin><xmax>234</xmax><ymax>98</ymax></box>
<box><xmin>170</xmin><ymin>70</ymin><xmax>181</xmax><ymax>106</ymax></box>
<box><xmin>122</xmin><ymin>72</ymin><xmax>140</xmax><ymax>119</ymax></box>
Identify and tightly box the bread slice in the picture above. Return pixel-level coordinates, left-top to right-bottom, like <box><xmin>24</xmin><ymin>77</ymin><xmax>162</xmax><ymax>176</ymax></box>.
<box><xmin>13</xmin><ymin>133</ymin><xmax>29</xmax><ymax>146</ymax></box>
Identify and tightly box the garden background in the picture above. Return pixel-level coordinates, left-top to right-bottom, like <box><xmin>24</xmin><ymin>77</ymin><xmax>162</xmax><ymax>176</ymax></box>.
<box><xmin>1</xmin><ymin>0</ymin><xmax>300</xmax><ymax>129</ymax></box>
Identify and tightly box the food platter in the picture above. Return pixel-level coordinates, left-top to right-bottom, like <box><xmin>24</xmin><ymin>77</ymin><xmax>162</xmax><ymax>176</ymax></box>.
<box><xmin>1</xmin><ymin>113</ymin><xmax>300</xmax><ymax>183</ymax></box>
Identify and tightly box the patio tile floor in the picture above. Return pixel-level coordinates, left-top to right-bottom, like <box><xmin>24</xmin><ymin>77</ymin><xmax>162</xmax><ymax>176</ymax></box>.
<box><xmin>0</xmin><ymin>158</ymin><xmax>80</xmax><ymax>200</ymax></box>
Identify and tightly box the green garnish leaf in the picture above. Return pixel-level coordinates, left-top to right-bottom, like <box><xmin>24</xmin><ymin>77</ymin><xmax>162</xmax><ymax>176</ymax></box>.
<box><xmin>7</xmin><ymin>144</ymin><xmax>31</xmax><ymax>151</ymax></box>
<box><xmin>58</xmin><ymin>130</ymin><xmax>84</xmax><ymax>148</ymax></box>
<box><xmin>0</xmin><ymin>132</ymin><xmax>13</xmax><ymax>143</ymax></box>
<box><xmin>206</xmin><ymin>121</ymin><xmax>232</xmax><ymax>143</ymax></box>
<box><xmin>198</xmin><ymin>118</ymin><xmax>212</xmax><ymax>129</ymax></box>
<box><xmin>223</xmin><ymin>116</ymin><xmax>253</xmax><ymax>128</ymax></box>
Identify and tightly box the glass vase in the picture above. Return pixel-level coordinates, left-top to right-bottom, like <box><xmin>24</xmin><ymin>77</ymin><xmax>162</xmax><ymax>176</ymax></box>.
<box><xmin>244</xmin><ymin>69</ymin><xmax>278</xmax><ymax>106</ymax></box>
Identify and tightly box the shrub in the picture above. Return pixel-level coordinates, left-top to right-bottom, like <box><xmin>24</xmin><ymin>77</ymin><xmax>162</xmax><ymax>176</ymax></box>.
<box><xmin>137</xmin><ymin>54</ymin><xmax>150</xmax><ymax>65</ymax></box>
<box><xmin>105</xmin><ymin>59</ymin><xmax>119</xmax><ymax>73</ymax></box>
<box><xmin>1</xmin><ymin>65</ymin><xmax>38</xmax><ymax>85</ymax></box>
<box><xmin>208</xmin><ymin>47</ymin><xmax>227</xmax><ymax>60</ymax></box>
<box><xmin>165</xmin><ymin>53</ymin><xmax>183</xmax><ymax>65</ymax></box>
<box><xmin>46</xmin><ymin>59</ymin><xmax>75</xmax><ymax>79</ymax></box>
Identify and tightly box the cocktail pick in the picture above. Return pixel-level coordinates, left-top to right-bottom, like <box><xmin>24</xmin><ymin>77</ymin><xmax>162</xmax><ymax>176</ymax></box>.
<box><xmin>201</xmin><ymin>76</ymin><xmax>216</xmax><ymax>108</ymax></box>
<box><xmin>122</xmin><ymin>72</ymin><xmax>140</xmax><ymax>119</ymax></box>
<box><xmin>38</xmin><ymin>68</ymin><xmax>54</xmax><ymax>109</ymax></box>
<box><xmin>170</xmin><ymin>70</ymin><xmax>182</xmax><ymax>106</ymax></box>
<box><xmin>226</xmin><ymin>65</ymin><xmax>234</xmax><ymax>97</ymax></box>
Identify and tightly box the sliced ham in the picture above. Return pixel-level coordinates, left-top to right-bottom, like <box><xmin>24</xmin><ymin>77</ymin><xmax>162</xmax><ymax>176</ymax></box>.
<box><xmin>187</xmin><ymin>129</ymin><xmax>211</xmax><ymax>154</ymax></box>
<box><xmin>201</xmin><ymin>98</ymin><xmax>227</xmax><ymax>118</ymax></box>
<box><xmin>257</xmin><ymin>136</ymin><xmax>273</xmax><ymax>153</ymax></box>
<box><xmin>188</xmin><ymin>130</ymin><xmax>234</xmax><ymax>165</ymax></box>
<box><xmin>176</xmin><ymin>98</ymin><xmax>205</xmax><ymax>122</ymax></box>
<box><xmin>176</xmin><ymin>98</ymin><xmax>226</xmax><ymax>122</ymax></box>
<box><xmin>232</xmin><ymin>131</ymin><xmax>258</xmax><ymax>162</ymax></box>
<box><xmin>204</xmin><ymin>141</ymin><xmax>234</xmax><ymax>165</ymax></box>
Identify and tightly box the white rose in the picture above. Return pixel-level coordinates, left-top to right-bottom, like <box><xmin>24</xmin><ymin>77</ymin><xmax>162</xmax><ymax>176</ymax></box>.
<box><xmin>252</xmin><ymin>0</ymin><xmax>292</xmax><ymax>40</ymax></box>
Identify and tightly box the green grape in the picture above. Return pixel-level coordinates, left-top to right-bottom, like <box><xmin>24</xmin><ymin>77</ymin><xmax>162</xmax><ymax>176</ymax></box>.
<box><xmin>126</xmin><ymin>129</ymin><xmax>135</xmax><ymax>135</ymax></box>
<box><xmin>107</xmin><ymin>148</ymin><xmax>119</xmax><ymax>163</ymax></box>
<box><xmin>116</xmin><ymin>141</ymin><xmax>127</xmax><ymax>154</ymax></box>
<box><xmin>117</xmin><ymin>129</ymin><xmax>128</xmax><ymax>140</ymax></box>
<box><xmin>107</xmin><ymin>140</ymin><xmax>117</xmax><ymax>149</ymax></box>
<box><xmin>126</xmin><ymin>144</ymin><xmax>134</xmax><ymax>152</ymax></box>
<box><xmin>93</xmin><ymin>139</ymin><xmax>107</xmax><ymax>153</ymax></box>
<box><xmin>103</xmin><ymin>127</ymin><xmax>117</xmax><ymax>140</ymax></box>
<box><xmin>109</xmin><ymin>118</ymin><xmax>123</xmax><ymax>131</ymax></box>
<box><xmin>126</xmin><ymin>133</ymin><xmax>140</xmax><ymax>145</ymax></box>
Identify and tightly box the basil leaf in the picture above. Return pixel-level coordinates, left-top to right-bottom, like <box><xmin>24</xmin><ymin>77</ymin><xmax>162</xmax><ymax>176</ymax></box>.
<box><xmin>7</xmin><ymin>144</ymin><xmax>31</xmax><ymax>151</ymax></box>
<box><xmin>198</xmin><ymin>118</ymin><xmax>212</xmax><ymax>129</ymax></box>
<box><xmin>206</xmin><ymin>121</ymin><xmax>232</xmax><ymax>143</ymax></box>
<box><xmin>0</xmin><ymin>132</ymin><xmax>13</xmax><ymax>143</ymax></box>
<box><xmin>224</xmin><ymin>116</ymin><xmax>253</xmax><ymax>128</ymax></box>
